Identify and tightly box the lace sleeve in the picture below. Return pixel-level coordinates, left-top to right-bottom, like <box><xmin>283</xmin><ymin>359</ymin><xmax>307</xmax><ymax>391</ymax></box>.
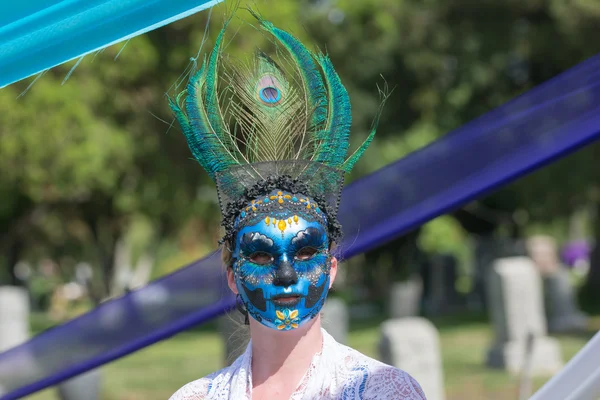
<box><xmin>364</xmin><ymin>366</ymin><xmax>428</xmax><ymax>399</ymax></box>
<box><xmin>168</xmin><ymin>378</ymin><xmax>211</xmax><ymax>400</ymax></box>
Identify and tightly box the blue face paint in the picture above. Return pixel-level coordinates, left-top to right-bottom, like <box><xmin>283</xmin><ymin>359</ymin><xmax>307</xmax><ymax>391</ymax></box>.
<box><xmin>232</xmin><ymin>194</ymin><xmax>331</xmax><ymax>331</ymax></box>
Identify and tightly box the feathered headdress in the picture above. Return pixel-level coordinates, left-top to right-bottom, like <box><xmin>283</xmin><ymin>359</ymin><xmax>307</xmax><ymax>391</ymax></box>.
<box><xmin>169</xmin><ymin>11</ymin><xmax>387</xmax><ymax>244</ymax></box>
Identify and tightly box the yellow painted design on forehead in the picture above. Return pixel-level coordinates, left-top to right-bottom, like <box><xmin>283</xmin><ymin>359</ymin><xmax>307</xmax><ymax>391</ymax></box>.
<box><xmin>257</xmin><ymin>214</ymin><xmax>306</xmax><ymax>236</ymax></box>
<box><xmin>277</xmin><ymin>219</ymin><xmax>287</xmax><ymax>233</ymax></box>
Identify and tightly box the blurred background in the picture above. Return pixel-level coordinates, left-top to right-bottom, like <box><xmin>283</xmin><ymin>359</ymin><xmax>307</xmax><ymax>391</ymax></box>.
<box><xmin>1</xmin><ymin>0</ymin><xmax>599</xmax><ymax>399</ymax></box>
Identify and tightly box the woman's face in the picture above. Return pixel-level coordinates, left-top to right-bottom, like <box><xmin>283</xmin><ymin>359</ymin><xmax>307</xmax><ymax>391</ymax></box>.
<box><xmin>231</xmin><ymin>210</ymin><xmax>332</xmax><ymax>331</ymax></box>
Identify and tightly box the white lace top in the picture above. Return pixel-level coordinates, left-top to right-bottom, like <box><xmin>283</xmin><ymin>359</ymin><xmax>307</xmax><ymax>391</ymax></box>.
<box><xmin>169</xmin><ymin>329</ymin><xmax>426</xmax><ymax>399</ymax></box>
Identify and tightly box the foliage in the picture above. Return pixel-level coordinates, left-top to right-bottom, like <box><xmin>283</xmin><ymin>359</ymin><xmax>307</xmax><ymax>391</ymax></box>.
<box><xmin>306</xmin><ymin>0</ymin><xmax>600</xmax><ymax>297</ymax></box>
<box><xmin>1</xmin><ymin>0</ymin><xmax>600</xmax><ymax>303</ymax></box>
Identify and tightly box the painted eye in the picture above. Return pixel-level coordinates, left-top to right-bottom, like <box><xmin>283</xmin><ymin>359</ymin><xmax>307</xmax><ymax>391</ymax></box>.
<box><xmin>295</xmin><ymin>247</ymin><xmax>318</xmax><ymax>261</ymax></box>
<box><xmin>249</xmin><ymin>252</ymin><xmax>274</xmax><ymax>265</ymax></box>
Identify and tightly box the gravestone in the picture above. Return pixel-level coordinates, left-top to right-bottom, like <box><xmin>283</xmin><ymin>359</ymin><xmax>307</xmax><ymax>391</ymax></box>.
<box><xmin>218</xmin><ymin>310</ymin><xmax>250</xmax><ymax>366</ymax></box>
<box><xmin>526</xmin><ymin>236</ymin><xmax>588</xmax><ymax>333</ymax></box>
<box><xmin>57</xmin><ymin>369</ymin><xmax>102</xmax><ymax>400</ymax></box>
<box><xmin>0</xmin><ymin>286</ymin><xmax>40</xmax><ymax>398</ymax></box>
<box><xmin>321</xmin><ymin>297</ymin><xmax>348</xmax><ymax>344</ymax></box>
<box><xmin>544</xmin><ymin>268</ymin><xmax>588</xmax><ymax>333</ymax></box>
<box><xmin>389</xmin><ymin>277</ymin><xmax>422</xmax><ymax>318</ymax></box>
<box><xmin>473</xmin><ymin>237</ymin><xmax>527</xmax><ymax>311</ymax></box>
<box><xmin>422</xmin><ymin>254</ymin><xmax>461</xmax><ymax>316</ymax></box>
<box><xmin>0</xmin><ymin>286</ymin><xmax>29</xmax><ymax>352</ymax></box>
<box><xmin>379</xmin><ymin>318</ymin><xmax>445</xmax><ymax>400</ymax></box>
<box><xmin>486</xmin><ymin>257</ymin><xmax>563</xmax><ymax>376</ymax></box>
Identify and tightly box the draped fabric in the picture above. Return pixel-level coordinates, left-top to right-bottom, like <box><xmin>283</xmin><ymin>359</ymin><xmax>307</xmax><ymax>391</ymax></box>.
<box><xmin>338</xmin><ymin>53</ymin><xmax>600</xmax><ymax>259</ymax></box>
<box><xmin>529</xmin><ymin>330</ymin><xmax>600</xmax><ymax>400</ymax></box>
<box><xmin>0</xmin><ymin>0</ymin><xmax>222</xmax><ymax>88</ymax></box>
<box><xmin>0</xmin><ymin>45</ymin><xmax>599</xmax><ymax>400</ymax></box>
<box><xmin>0</xmin><ymin>252</ymin><xmax>232</xmax><ymax>400</ymax></box>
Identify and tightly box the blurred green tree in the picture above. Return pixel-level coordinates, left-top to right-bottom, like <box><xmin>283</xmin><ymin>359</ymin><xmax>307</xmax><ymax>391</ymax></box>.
<box><xmin>0</xmin><ymin>1</ymin><xmax>315</xmax><ymax>300</ymax></box>
<box><xmin>1</xmin><ymin>0</ymin><xmax>599</xmax><ymax>308</ymax></box>
<box><xmin>304</xmin><ymin>0</ymin><xmax>600</xmax><ymax>303</ymax></box>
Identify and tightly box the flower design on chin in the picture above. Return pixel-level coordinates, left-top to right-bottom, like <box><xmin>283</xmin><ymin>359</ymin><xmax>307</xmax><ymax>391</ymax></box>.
<box><xmin>275</xmin><ymin>309</ymin><xmax>300</xmax><ymax>330</ymax></box>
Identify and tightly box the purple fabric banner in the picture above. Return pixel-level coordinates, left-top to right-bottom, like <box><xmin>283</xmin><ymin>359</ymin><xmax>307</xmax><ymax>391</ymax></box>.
<box><xmin>338</xmin><ymin>53</ymin><xmax>600</xmax><ymax>258</ymax></box>
<box><xmin>0</xmin><ymin>51</ymin><xmax>599</xmax><ymax>399</ymax></box>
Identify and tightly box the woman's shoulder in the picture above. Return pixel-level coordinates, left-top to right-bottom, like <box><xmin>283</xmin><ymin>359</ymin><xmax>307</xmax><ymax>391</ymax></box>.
<box><xmin>168</xmin><ymin>364</ymin><xmax>238</xmax><ymax>400</ymax></box>
<box><xmin>330</xmin><ymin>338</ymin><xmax>426</xmax><ymax>399</ymax></box>
<box><xmin>169</xmin><ymin>374</ymin><xmax>217</xmax><ymax>400</ymax></box>
<box><xmin>362</xmin><ymin>364</ymin><xmax>427</xmax><ymax>399</ymax></box>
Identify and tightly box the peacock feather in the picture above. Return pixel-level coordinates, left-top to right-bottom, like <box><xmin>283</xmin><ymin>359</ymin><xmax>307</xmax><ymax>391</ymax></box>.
<box><xmin>226</xmin><ymin>52</ymin><xmax>307</xmax><ymax>162</ymax></box>
<box><xmin>168</xmin><ymin>10</ymin><xmax>386</xmax><ymax>187</ymax></box>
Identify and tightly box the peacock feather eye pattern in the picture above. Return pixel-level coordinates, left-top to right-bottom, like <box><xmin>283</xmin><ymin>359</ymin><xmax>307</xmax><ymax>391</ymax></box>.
<box><xmin>257</xmin><ymin>74</ymin><xmax>282</xmax><ymax>106</ymax></box>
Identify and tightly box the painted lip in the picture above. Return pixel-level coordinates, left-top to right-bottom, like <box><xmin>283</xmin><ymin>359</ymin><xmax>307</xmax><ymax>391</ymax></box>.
<box><xmin>271</xmin><ymin>293</ymin><xmax>302</xmax><ymax>307</ymax></box>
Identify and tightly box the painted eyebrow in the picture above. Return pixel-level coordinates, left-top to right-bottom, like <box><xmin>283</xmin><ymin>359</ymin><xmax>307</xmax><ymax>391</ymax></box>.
<box><xmin>291</xmin><ymin>227</ymin><xmax>327</xmax><ymax>248</ymax></box>
<box><xmin>240</xmin><ymin>232</ymin><xmax>275</xmax><ymax>251</ymax></box>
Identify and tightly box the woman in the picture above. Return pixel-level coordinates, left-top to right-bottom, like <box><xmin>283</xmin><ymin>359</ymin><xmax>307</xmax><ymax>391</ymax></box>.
<box><xmin>168</xmin><ymin>11</ymin><xmax>426</xmax><ymax>400</ymax></box>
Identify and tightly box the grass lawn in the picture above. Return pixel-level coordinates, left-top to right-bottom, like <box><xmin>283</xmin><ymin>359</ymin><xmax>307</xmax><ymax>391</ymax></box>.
<box><xmin>23</xmin><ymin>314</ymin><xmax>599</xmax><ymax>400</ymax></box>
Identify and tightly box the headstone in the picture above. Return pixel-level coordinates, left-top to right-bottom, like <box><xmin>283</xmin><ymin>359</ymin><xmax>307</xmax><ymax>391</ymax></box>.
<box><xmin>349</xmin><ymin>282</ymin><xmax>379</xmax><ymax>321</ymax></box>
<box><xmin>218</xmin><ymin>310</ymin><xmax>250</xmax><ymax>366</ymax></box>
<box><xmin>389</xmin><ymin>277</ymin><xmax>422</xmax><ymax>318</ymax></box>
<box><xmin>321</xmin><ymin>297</ymin><xmax>348</xmax><ymax>344</ymax></box>
<box><xmin>57</xmin><ymin>369</ymin><xmax>102</xmax><ymax>400</ymax></box>
<box><xmin>544</xmin><ymin>268</ymin><xmax>588</xmax><ymax>333</ymax></box>
<box><xmin>486</xmin><ymin>257</ymin><xmax>563</xmax><ymax>376</ymax></box>
<box><xmin>473</xmin><ymin>236</ymin><xmax>527</xmax><ymax>311</ymax></box>
<box><xmin>0</xmin><ymin>287</ymin><xmax>43</xmax><ymax>398</ymax></box>
<box><xmin>0</xmin><ymin>286</ymin><xmax>29</xmax><ymax>352</ymax></box>
<box><xmin>379</xmin><ymin>318</ymin><xmax>445</xmax><ymax>400</ymax></box>
<box><xmin>526</xmin><ymin>236</ymin><xmax>588</xmax><ymax>333</ymax></box>
<box><xmin>422</xmin><ymin>254</ymin><xmax>461</xmax><ymax>316</ymax></box>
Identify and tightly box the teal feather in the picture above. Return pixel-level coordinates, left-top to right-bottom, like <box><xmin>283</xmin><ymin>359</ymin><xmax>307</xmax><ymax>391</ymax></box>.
<box><xmin>250</xmin><ymin>10</ymin><xmax>327</xmax><ymax>128</ymax></box>
<box><xmin>341</xmin><ymin>113</ymin><xmax>379</xmax><ymax>173</ymax></box>
<box><xmin>168</xmin><ymin>58</ymin><xmax>237</xmax><ymax>179</ymax></box>
<box><xmin>186</xmin><ymin>59</ymin><xmax>238</xmax><ymax>177</ymax></box>
<box><xmin>168</xmin><ymin>92</ymin><xmax>220</xmax><ymax>175</ymax></box>
<box><xmin>168</xmin><ymin>93</ymin><xmax>196</xmax><ymax>157</ymax></box>
<box><xmin>204</xmin><ymin>19</ymin><xmax>238</xmax><ymax>154</ymax></box>
<box><xmin>313</xmin><ymin>53</ymin><xmax>352</xmax><ymax>167</ymax></box>
<box><xmin>342</xmin><ymin>83</ymin><xmax>390</xmax><ymax>172</ymax></box>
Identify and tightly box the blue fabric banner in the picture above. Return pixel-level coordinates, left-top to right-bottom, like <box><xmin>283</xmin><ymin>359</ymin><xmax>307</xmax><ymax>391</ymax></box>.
<box><xmin>0</xmin><ymin>42</ymin><xmax>599</xmax><ymax>400</ymax></box>
<box><xmin>0</xmin><ymin>0</ymin><xmax>222</xmax><ymax>88</ymax></box>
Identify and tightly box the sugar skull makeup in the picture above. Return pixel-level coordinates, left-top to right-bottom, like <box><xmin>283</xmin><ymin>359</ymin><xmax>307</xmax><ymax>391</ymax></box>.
<box><xmin>231</xmin><ymin>190</ymin><xmax>331</xmax><ymax>331</ymax></box>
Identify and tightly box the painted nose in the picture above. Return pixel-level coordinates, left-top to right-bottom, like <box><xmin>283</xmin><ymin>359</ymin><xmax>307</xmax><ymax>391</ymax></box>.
<box><xmin>274</xmin><ymin>260</ymin><xmax>298</xmax><ymax>287</ymax></box>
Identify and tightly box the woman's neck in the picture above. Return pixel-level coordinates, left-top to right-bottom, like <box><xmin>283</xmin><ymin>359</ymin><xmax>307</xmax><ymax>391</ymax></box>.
<box><xmin>249</xmin><ymin>315</ymin><xmax>323</xmax><ymax>390</ymax></box>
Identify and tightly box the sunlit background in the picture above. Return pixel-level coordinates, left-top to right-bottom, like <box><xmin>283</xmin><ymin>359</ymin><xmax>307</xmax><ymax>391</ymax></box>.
<box><xmin>1</xmin><ymin>0</ymin><xmax>599</xmax><ymax>399</ymax></box>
